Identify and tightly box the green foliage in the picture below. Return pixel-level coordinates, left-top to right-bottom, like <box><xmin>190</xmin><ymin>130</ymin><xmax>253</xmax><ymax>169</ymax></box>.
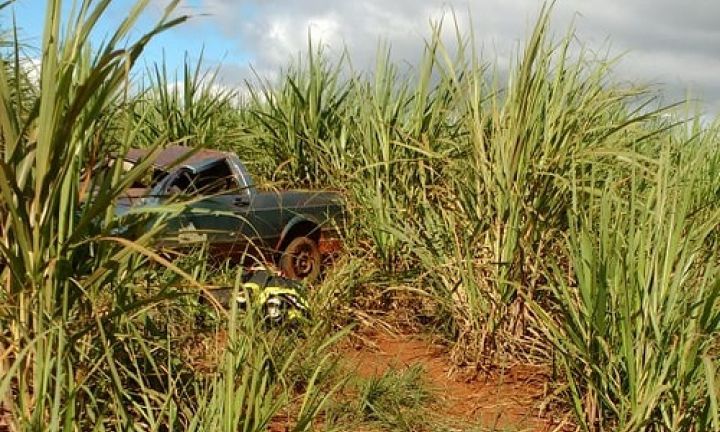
<box><xmin>131</xmin><ymin>52</ymin><xmax>240</xmax><ymax>149</ymax></box>
<box><xmin>3</xmin><ymin>0</ymin><xmax>720</xmax><ymax>430</ymax></box>
<box><xmin>235</xmin><ymin>5</ymin><xmax>720</xmax><ymax>429</ymax></box>
<box><xmin>0</xmin><ymin>1</ymin><xmax>340</xmax><ymax>431</ymax></box>
<box><xmin>355</xmin><ymin>365</ymin><xmax>432</xmax><ymax>429</ymax></box>
<box><xmin>240</xmin><ymin>39</ymin><xmax>351</xmax><ymax>186</ymax></box>
<box><xmin>325</xmin><ymin>364</ymin><xmax>434</xmax><ymax>431</ymax></box>
<box><xmin>0</xmin><ymin>0</ymin><xmax>186</xmax><ymax>429</ymax></box>
<box><xmin>533</xmin><ymin>151</ymin><xmax>720</xmax><ymax>431</ymax></box>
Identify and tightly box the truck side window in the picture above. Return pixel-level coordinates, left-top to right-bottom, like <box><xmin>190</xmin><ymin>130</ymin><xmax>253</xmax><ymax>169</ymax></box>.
<box><xmin>168</xmin><ymin>160</ymin><xmax>238</xmax><ymax>196</ymax></box>
<box><xmin>167</xmin><ymin>170</ymin><xmax>195</xmax><ymax>196</ymax></box>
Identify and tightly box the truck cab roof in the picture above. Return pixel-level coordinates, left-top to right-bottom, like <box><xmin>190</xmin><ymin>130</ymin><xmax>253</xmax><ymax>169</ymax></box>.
<box><xmin>123</xmin><ymin>145</ymin><xmax>232</xmax><ymax>172</ymax></box>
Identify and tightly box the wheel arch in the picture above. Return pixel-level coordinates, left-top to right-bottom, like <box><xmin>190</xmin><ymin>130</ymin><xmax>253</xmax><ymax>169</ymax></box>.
<box><xmin>276</xmin><ymin>216</ymin><xmax>321</xmax><ymax>252</ymax></box>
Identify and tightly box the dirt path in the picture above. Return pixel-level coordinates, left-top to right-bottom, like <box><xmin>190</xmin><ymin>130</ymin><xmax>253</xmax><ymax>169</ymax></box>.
<box><xmin>342</xmin><ymin>330</ymin><xmax>565</xmax><ymax>431</ymax></box>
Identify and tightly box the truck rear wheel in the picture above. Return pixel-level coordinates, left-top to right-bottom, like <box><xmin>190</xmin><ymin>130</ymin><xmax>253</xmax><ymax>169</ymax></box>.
<box><xmin>280</xmin><ymin>236</ymin><xmax>321</xmax><ymax>281</ymax></box>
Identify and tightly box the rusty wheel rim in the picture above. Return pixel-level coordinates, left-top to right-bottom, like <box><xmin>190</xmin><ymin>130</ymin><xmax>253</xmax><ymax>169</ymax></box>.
<box><xmin>293</xmin><ymin>244</ymin><xmax>314</xmax><ymax>277</ymax></box>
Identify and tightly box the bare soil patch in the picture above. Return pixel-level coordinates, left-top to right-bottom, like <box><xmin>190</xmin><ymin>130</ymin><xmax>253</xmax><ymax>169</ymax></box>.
<box><xmin>341</xmin><ymin>329</ymin><xmax>566</xmax><ymax>431</ymax></box>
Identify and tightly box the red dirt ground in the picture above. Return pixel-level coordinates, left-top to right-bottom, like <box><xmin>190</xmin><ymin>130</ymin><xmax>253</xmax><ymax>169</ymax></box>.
<box><xmin>341</xmin><ymin>330</ymin><xmax>569</xmax><ymax>431</ymax></box>
<box><xmin>197</xmin><ymin>327</ymin><xmax>571</xmax><ymax>431</ymax></box>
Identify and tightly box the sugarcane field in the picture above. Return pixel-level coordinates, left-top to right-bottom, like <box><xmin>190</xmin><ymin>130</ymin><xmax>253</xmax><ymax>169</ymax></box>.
<box><xmin>1</xmin><ymin>1</ymin><xmax>719</xmax><ymax>431</ymax></box>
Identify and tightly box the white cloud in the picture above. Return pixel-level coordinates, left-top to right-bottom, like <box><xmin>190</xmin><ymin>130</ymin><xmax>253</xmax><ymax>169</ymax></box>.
<box><xmin>21</xmin><ymin>57</ymin><xmax>41</xmax><ymax>85</ymax></box>
<box><xmin>167</xmin><ymin>0</ymin><xmax>720</xmax><ymax>113</ymax></box>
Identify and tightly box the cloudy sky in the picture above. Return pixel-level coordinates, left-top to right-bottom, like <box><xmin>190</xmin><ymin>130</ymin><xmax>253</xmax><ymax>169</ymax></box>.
<box><xmin>12</xmin><ymin>0</ymin><xmax>720</xmax><ymax>113</ymax></box>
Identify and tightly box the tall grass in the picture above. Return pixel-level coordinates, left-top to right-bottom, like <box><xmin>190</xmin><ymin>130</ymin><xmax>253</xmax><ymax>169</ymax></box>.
<box><xmin>240</xmin><ymin>40</ymin><xmax>351</xmax><ymax>186</ymax></box>
<box><xmin>431</xmin><ymin>11</ymin><xmax>665</xmax><ymax>366</ymax></box>
<box><xmin>534</xmin><ymin>152</ymin><xmax>720</xmax><ymax>430</ymax></box>
<box><xmin>0</xmin><ymin>0</ymin><xmax>185</xmax><ymax>427</ymax></box>
<box><xmin>242</xmin><ymin>6</ymin><xmax>669</xmax><ymax>365</ymax></box>
<box><xmin>0</xmin><ymin>1</ymin><xmax>340</xmax><ymax>430</ymax></box>
<box><xmin>3</xmin><ymin>0</ymin><xmax>719</xmax><ymax>430</ymax></box>
<box><xmin>238</xmin><ymin>4</ymin><xmax>720</xmax><ymax>428</ymax></box>
<box><xmin>131</xmin><ymin>52</ymin><xmax>239</xmax><ymax>149</ymax></box>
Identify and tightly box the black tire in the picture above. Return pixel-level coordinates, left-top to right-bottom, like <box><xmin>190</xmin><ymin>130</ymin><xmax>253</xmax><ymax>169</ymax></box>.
<box><xmin>280</xmin><ymin>236</ymin><xmax>321</xmax><ymax>281</ymax></box>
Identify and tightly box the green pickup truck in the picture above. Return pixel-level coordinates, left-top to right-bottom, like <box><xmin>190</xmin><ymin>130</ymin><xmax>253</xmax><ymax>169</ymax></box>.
<box><xmin>116</xmin><ymin>146</ymin><xmax>345</xmax><ymax>280</ymax></box>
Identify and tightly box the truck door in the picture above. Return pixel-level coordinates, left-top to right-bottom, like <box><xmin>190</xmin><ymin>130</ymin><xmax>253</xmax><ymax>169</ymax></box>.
<box><xmin>164</xmin><ymin>158</ymin><xmax>250</xmax><ymax>247</ymax></box>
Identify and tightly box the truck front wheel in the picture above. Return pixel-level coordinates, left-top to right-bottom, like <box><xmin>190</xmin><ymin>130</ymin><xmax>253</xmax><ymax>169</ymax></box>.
<box><xmin>280</xmin><ymin>236</ymin><xmax>321</xmax><ymax>281</ymax></box>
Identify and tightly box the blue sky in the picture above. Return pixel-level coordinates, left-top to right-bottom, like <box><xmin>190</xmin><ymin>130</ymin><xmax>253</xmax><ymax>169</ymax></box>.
<box><xmin>8</xmin><ymin>0</ymin><xmax>720</xmax><ymax>114</ymax></box>
<box><xmin>11</xmin><ymin>0</ymin><xmax>252</xmax><ymax>72</ymax></box>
